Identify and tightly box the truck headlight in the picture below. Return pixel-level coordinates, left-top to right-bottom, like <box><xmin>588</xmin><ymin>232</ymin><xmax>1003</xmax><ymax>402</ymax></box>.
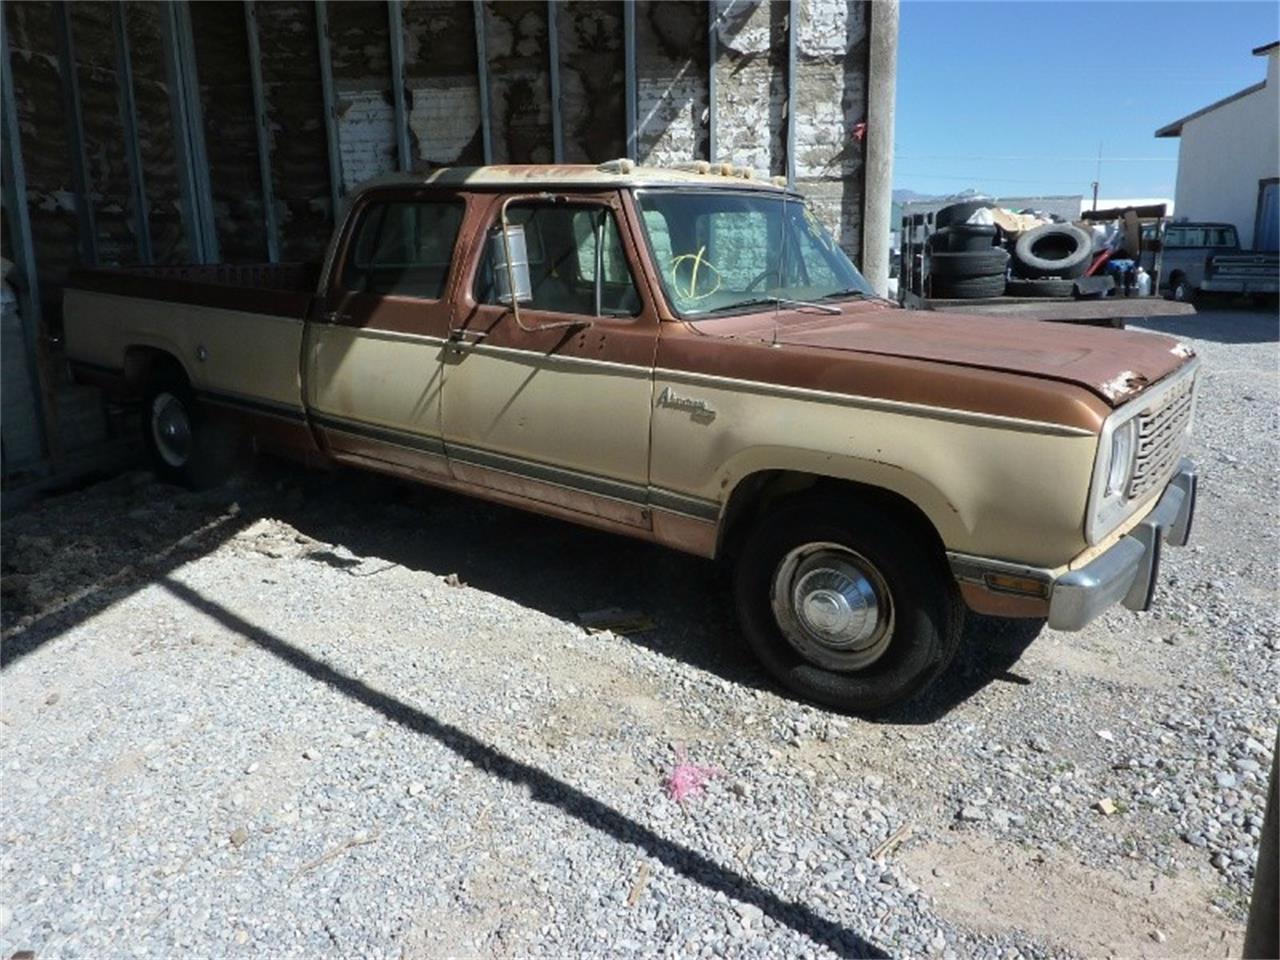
<box><xmin>1105</xmin><ymin>418</ymin><xmax>1137</xmax><ymax>498</ymax></box>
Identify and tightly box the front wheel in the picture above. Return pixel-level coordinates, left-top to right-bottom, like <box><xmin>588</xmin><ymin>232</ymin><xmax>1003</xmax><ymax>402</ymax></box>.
<box><xmin>733</xmin><ymin>498</ymin><xmax>962</xmax><ymax>715</ymax></box>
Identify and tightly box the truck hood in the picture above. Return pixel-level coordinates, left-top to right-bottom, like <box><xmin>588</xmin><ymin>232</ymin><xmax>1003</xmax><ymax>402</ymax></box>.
<box><xmin>709</xmin><ymin>301</ymin><xmax>1194</xmax><ymax>405</ymax></box>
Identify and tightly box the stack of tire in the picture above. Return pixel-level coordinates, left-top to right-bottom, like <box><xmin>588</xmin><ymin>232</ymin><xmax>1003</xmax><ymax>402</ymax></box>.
<box><xmin>1005</xmin><ymin>221</ymin><xmax>1094</xmax><ymax>298</ymax></box>
<box><xmin>926</xmin><ymin>200</ymin><xmax>1009</xmax><ymax>299</ymax></box>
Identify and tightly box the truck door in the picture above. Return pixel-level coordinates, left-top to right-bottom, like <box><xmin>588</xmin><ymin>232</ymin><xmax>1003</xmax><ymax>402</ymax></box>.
<box><xmin>440</xmin><ymin>192</ymin><xmax>659</xmax><ymax>528</ymax></box>
<box><xmin>304</xmin><ymin>189</ymin><xmax>466</xmax><ymax>478</ymax></box>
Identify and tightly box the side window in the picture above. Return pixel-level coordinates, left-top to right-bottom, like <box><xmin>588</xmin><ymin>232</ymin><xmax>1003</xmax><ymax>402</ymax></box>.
<box><xmin>474</xmin><ymin>204</ymin><xmax>641</xmax><ymax>317</ymax></box>
<box><xmin>341</xmin><ymin>199</ymin><xmax>464</xmax><ymax>299</ymax></box>
<box><xmin>1164</xmin><ymin>227</ymin><xmax>1185</xmax><ymax>248</ymax></box>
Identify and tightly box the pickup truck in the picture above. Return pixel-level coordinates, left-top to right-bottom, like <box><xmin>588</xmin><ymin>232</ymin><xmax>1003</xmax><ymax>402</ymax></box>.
<box><xmin>1142</xmin><ymin>221</ymin><xmax>1280</xmax><ymax>302</ymax></box>
<box><xmin>64</xmin><ymin>161</ymin><xmax>1200</xmax><ymax>714</ymax></box>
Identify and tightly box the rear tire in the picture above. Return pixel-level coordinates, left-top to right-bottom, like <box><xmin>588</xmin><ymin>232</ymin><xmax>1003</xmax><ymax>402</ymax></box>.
<box><xmin>928</xmin><ymin>249</ymin><xmax>1009</xmax><ymax>279</ymax></box>
<box><xmin>1005</xmin><ymin>277</ymin><xmax>1076</xmax><ymax>298</ymax></box>
<box><xmin>930</xmin><ymin>273</ymin><xmax>1007</xmax><ymax>299</ymax></box>
<box><xmin>1011</xmin><ymin>224</ymin><xmax>1092</xmax><ymax>279</ymax></box>
<box><xmin>1170</xmin><ymin>274</ymin><xmax>1197</xmax><ymax>303</ymax></box>
<box><xmin>941</xmin><ymin>223</ymin><xmax>1000</xmax><ymax>252</ymax></box>
<box><xmin>142</xmin><ymin>371</ymin><xmax>240</xmax><ymax>489</ymax></box>
<box><xmin>733</xmin><ymin>497</ymin><xmax>963</xmax><ymax>715</ymax></box>
<box><xmin>934</xmin><ymin>199</ymin><xmax>992</xmax><ymax>229</ymax></box>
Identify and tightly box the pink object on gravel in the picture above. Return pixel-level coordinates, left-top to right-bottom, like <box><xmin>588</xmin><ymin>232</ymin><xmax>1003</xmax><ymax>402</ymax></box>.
<box><xmin>665</xmin><ymin>751</ymin><xmax>719</xmax><ymax>803</ymax></box>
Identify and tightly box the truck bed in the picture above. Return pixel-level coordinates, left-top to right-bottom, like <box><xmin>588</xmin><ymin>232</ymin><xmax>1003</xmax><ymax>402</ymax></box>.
<box><xmin>63</xmin><ymin>262</ymin><xmax>322</xmax><ymax>420</ymax></box>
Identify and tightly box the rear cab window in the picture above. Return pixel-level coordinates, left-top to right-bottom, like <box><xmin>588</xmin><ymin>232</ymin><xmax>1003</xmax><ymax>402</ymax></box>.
<box><xmin>341</xmin><ymin>198</ymin><xmax>465</xmax><ymax>300</ymax></box>
<box><xmin>1163</xmin><ymin>225</ymin><xmax>1239</xmax><ymax>249</ymax></box>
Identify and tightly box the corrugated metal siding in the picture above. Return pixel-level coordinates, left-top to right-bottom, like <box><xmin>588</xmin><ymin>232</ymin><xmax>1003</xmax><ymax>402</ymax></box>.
<box><xmin>2</xmin><ymin>0</ymin><xmax>877</xmax><ymax>482</ymax></box>
<box><xmin>190</xmin><ymin>1</ymin><xmax>269</xmax><ymax>263</ymax></box>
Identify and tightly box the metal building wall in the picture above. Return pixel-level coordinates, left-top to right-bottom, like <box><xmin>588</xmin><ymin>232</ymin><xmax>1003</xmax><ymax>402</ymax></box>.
<box><xmin>1</xmin><ymin>0</ymin><xmax>890</xmax><ymax>483</ymax></box>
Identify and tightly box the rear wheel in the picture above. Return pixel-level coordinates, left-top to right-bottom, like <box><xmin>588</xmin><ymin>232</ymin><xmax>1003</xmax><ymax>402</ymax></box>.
<box><xmin>142</xmin><ymin>371</ymin><xmax>240</xmax><ymax>488</ymax></box>
<box><xmin>1170</xmin><ymin>274</ymin><xmax>1197</xmax><ymax>303</ymax></box>
<box><xmin>733</xmin><ymin>498</ymin><xmax>963</xmax><ymax>715</ymax></box>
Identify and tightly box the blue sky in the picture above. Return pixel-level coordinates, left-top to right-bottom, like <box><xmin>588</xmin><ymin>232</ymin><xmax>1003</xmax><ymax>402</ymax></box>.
<box><xmin>894</xmin><ymin>1</ymin><xmax>1279</xmax><ymax>200</ymax></box>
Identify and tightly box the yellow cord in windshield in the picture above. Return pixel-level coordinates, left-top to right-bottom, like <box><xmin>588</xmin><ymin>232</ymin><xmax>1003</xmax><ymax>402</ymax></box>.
<box><xmin>669</xmin><ymin>245</ymin><xmax>722</xmax><ymax>301</ymax></box>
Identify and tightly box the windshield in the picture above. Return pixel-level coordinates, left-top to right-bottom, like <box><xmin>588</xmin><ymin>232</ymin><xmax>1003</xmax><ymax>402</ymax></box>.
<box><xmin>635</xmin><ymin>190</ymin><xmax>873</xmax><ymax>318</ymax></box>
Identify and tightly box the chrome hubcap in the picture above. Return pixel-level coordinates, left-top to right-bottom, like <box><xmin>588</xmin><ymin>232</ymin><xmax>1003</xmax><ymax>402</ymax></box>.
<box><xmin>770</xmin><ymin>543</ymin><xmax>894</xmax><ymax>671</ymax></box>
<box><xmin>151</xmin><ymin>392</ymin><xmax>192</xmax><ymax>468</ymax></box>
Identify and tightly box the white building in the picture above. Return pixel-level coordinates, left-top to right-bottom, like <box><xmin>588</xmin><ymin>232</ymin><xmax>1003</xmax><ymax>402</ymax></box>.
<box><xmin>1156</xmin><ymin>41</ymin><xmax>1280</xmax><ymax>251</ymax></box>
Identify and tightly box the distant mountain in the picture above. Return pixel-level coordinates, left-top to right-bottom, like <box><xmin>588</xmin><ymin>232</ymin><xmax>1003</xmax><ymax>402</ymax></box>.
<box><xmin>891</xmin><ymin>188</ymin><xmax>939</xmax><ymax>203</ymax></box>
<box><xmin>892</xmin><ymin>187</ymin><xmax>989</xmax><ymax>203</ymax></box>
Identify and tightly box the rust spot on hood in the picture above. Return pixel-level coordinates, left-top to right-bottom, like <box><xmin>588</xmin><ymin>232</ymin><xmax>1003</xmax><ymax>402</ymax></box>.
<box><xmin>1098</xmin><ymin>370</ymin><xmax>1150</xmax><ymax>403</ymax></box>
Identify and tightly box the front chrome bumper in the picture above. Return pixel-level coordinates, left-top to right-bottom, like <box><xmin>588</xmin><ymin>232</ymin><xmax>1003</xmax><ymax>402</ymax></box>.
<box><xmin>1048</xmin><ymin>458</ymin><xmax>1197</xmax><ymax>631</ymax></box>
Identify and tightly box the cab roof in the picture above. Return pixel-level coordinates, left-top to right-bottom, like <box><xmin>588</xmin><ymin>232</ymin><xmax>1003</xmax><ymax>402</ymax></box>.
<box><xmin>353</xmin><ymin>160</ymin><xmax>799</xmax><ymax>197</ymax></box>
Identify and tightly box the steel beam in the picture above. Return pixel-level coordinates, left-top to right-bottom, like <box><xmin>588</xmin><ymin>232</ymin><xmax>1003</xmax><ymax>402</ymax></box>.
<box><xmin>472</xmin><ymin>0</ymin><xmax>492</xmax><ymax>164</ymax></box>
<box><xmin>315</xmin><ymin>0</ymin><xmax>344</xmax><ymax>217</ymax></box>
<box><xmin>111</xmin><ymin>1</ymin><xmax>151</xmax><ymax>263</ymax></box>
<box><xmin>53</xmin><ymin>3</ymin><xmax>97</xmax><ymax>267</ymax></box>
<box><xmin>707</xmin><ymin>0</ymin><xmax>717</xmax><ymax>162</ymax></box>
<box><xmin>547</xmin><ymin>0</ymin><xmax>563</xmax><ymax>163</ymax></box>
<box><xmin>623</xmin><ymin>0</ymin><xmax>637</xmax><ymax>161</ymax></box>
<box><xmin>160</xmin><ymin>0</ymin><xmax>219</xmax><ymax>262</ymax></box>
<box><xmin>244</xmin><ymin>1</ymin><xmax>279</xmax><ymax>262</ymax></box>
<box><xmin>785</xmin><ymin>0</ymin><xmax>797</xmax><ymax>190</ymax></box>
<box><xmin>387</xmin><ymin>0</ymin><xmax>410</xmax><ymax>170</ymax></box>
<box><xmin>1</xmin><ymin>20</ymin><xmax>51</xmax><ymax>461</ymax></box>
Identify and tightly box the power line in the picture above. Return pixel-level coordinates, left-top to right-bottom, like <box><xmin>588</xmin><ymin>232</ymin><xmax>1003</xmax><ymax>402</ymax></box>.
<box><xmin>895</xmin><ymin>153</ymin><xmax>1177</xmax><ymax>163</ymax></box>
<box><xmin>893</xmin><ymin>171</ymin><xmax>1086</xmax><ymax>186</ymax></box>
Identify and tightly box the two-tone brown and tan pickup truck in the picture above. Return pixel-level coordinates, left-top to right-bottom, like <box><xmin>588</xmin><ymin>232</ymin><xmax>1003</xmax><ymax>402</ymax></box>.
<box><xmin>64</xmin><ymin>161</ymin><xmax>1199</xmax><ymax>713</ymax></box>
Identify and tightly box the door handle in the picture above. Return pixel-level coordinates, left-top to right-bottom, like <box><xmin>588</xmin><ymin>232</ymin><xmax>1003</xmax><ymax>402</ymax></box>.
<box><xmin>324</xmin><ymin>311</ymin><xmax>351</xmax><ymax>323</ymax></box>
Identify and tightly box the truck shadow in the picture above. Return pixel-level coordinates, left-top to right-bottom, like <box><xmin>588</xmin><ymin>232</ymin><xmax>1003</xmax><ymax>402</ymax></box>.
<box><xmin>265</xmin><ymin>460</ymin><xmax>1044</xmax><ymax>725</ymax></box>
<box><xmin>1</xmin><ymin>455</ymin><xmax>1045</xmax><ymax>723</ymax></box>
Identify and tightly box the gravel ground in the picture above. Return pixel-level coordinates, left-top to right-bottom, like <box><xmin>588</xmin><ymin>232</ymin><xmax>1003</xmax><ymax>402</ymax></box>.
<box><xmin>1</xmin><ymin>307</ymin><xmax>1275</xmax><ymax>958</ymax></box>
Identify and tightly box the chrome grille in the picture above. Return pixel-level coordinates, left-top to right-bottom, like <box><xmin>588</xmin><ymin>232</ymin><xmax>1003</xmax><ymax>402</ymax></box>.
<box><xmin>1127</xmin><ymin>374</ymin><xmax>1195</xmax><ymax>500</ymax></box>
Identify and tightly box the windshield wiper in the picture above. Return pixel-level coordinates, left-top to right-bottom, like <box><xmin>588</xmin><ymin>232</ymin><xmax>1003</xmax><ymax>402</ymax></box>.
<box><xmin>696</xmin><ymin>296</ymin><xmax>842</xmax><ymax>317</ymax></box>
<box><xmin>819</xmin><ymin>288</ymin><xmax>869</xmax><ymax>301</ymax></box>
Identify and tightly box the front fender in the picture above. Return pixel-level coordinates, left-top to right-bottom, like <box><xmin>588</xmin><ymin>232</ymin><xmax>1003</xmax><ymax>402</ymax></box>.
<box><xmin>651</xmin><ymin>387</ymin><xmax>1100</xmax><ymax>567</ymax></box>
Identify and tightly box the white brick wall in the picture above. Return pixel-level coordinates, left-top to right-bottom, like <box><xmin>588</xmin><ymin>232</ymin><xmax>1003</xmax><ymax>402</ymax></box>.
<box><xmin>409</xmin><ymin>84</ymin><xmax>482</xmax><ymax>166</ymax></box>
<box><xmin>338</xmin><ymin>90</ymin><xmax>397</xmax><ymax>191</ymax></box>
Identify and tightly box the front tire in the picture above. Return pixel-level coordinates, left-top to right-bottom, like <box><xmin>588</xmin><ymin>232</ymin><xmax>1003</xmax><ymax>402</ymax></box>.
<box><xmin>733</xmin><ymin>498</ymin><xmax>963</xmax><ymax>715</ymax></box>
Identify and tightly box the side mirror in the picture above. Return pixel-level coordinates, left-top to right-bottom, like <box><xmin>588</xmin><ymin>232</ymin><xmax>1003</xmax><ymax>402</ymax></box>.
<box><xmin>489</xmin><ymin>224</ymin><xmax>532</xmax><ymax>306</ymax></box>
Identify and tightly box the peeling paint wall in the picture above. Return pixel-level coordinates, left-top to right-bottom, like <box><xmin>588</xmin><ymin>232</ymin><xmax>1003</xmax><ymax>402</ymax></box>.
<box><xmin>329</xmin><ymin>0</ymin><xmax>396</xmax><ymax>188</ymax></box>
<box><xmin>191</xmin><ymin>2</ymin><xmax>269</xmax><ymax>262</ymax></box>
<box><xmin>5</xmin><ymin>1</ymin><xmax>80</xmax><ymax>316</ymax></box>
<box><xmin>636</xmin><ymin>0</ymin><xmax>708</xmax><ymax>166</ymax></box>
<box><xmin>557</xmin><ymin>1</ymin><xmax>626</xmax><ymax>163</ymax></box>
<box><xmin>67</xmin><ymin>3</ymin><xmax>133</xmax><ymax>267</ymax></box>
<box><xmin>255</xmin><ymin>0</ymin><xmax>331</xmax><ymax>262</ymax></box>
<box><xmin>793</xmin><ymin>0</ymin><xmax>868</xmax><ymax>261</ymax></box>
<box><xmin>482</xmin><ymin>1</ymin><xmax>552</xmax><ymax>163</ymax></box>
<box><xmin>403</xmin><ymin>1</ymin><xmax>484</xmax><ymax>165</ymax></box>
<box><xmin>715</xmin><ymin>0</ymin><xmax>787</xmax><ymax>178</ymax></box>
<box><xmin>122</xmin><ymin>1</ymin><xmax>188</xmax><ymax>265</ymax></box>
<box><xmin>2</xmin><ymin>0</ymin><xmax>878</xmax><ymax>479</ymax></box>
<box><xmin>6</xmin><ymin>0</ymin><xmax>874</xmax><ymax>276</ymax></box>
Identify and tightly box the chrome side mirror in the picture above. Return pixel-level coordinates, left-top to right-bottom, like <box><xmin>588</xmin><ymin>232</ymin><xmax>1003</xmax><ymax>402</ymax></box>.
<box><xmin>489</xmin><ymin>224</ymin><xmax>532</xmax><ymax>306</ymax></box>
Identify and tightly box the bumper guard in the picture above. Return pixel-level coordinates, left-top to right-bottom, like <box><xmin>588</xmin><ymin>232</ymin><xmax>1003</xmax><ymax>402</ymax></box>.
<box><xmin>1048</xmin><ymin>458</ymin><xmax>1197</xmax><ymax>631</ymax></box>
